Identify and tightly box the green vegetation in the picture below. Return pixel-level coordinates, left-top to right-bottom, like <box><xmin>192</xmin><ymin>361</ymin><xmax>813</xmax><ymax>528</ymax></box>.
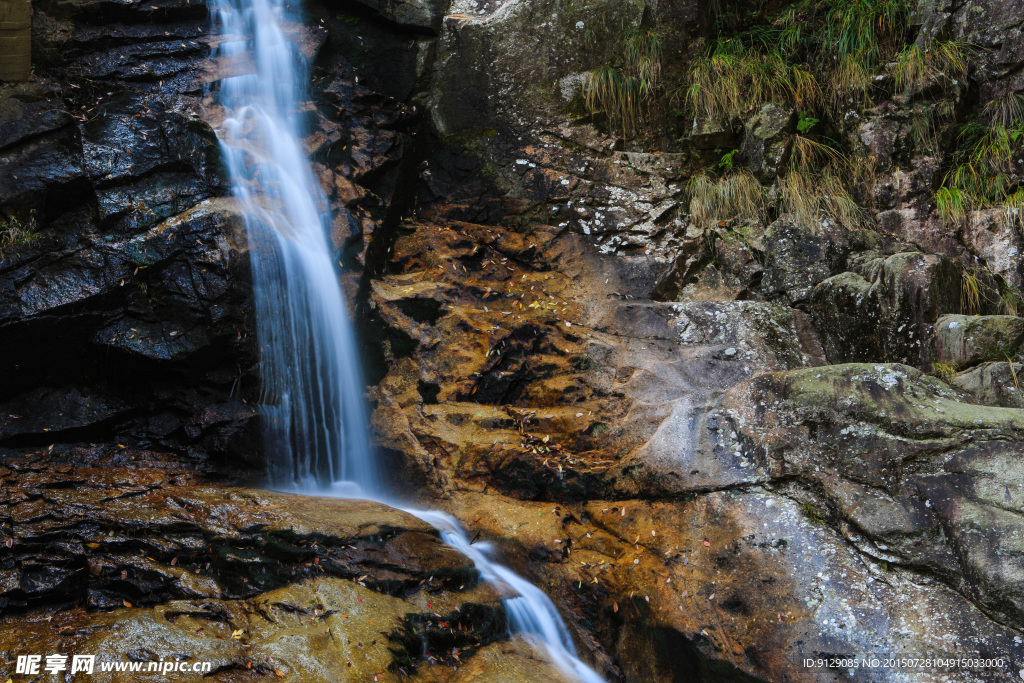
<box><xmin>582</xmin><ymin>29</ymin><xmax>663</xmax><ymax>136</ymax></box>
<box><xmin>800</xmin><ymin>501</ymin><xmax>825</xmax><ymax>525</ymax></box>
<box><xmin>1007</xmin><ymin>357</ymin><xmax>1021</xmax><ymax>391</ymax></box>
<box><xmin>687</xmin><ymin>170</ymin><xmax>766</xmax><ymax>227</ymax></box>
<box><xmin>580</xmin><ymin>0</ymin><xmax>1018</xmax><ymax>238</ymax></box>
<box><xmin>961</xmin><ymin>269</ymin><xmax>982</xmax><ymax>315</ymax></box>
<box><xmin>892</xmin><ymin>40</ymin><xmax>971</xmax><ymax>94</ymax></box>
<box><xmin>935</xmin><ymin>117</ymin><xmax>1024</xmax><ymax>230</ymax></box>
<box><xmin>689</xmin><ymin>130</ymin><xmax>869</xmax><ymax>230</ymax></box>
<box><xmin>683</xmin><ymin>38</ymin><xmax>819</xmax><ymax>122</ymax></box>
<box><xmin>932</xmin><ymin>362</ymin><xmax>959</xmax><ymax>384</ymax></box>
<box><xmin>587</xmin><ymin>0</ymin><xmax>917</xmax><ymax>132</ymax></box>
<box><xmin>683</xmin><ymin>0</ymin><xmax>914</xmax><ymax>122</ymax></box>
<box><xmin>796</xmin><ymin>111</ymin><xmax>818</xmax><ymax>134</ymax></box>
<box><xmin>779</xmin><ymin>171</ymin><xmax>866</xmax><ymax>230</ymax></box>
<box><xmin>0</xmin><ymin>210</ymin><xmax>38</xmax><ymax>254</ymax></box>
<box><xmin>983</xmin><ymin>92</ymin><xmax>1024</xmax><ymax>129</ymax></box>
<box><xmin>999</xmin><ymin>284</ymin><xmax>1022</xmax><ymax>317</ymax></box>
<box><xmin>1004</xmin><ymin>189</ymin><xmax>1024</xmax><ymax>234</ymax></box>
<box><xmin>717</xmin><ymin>148</ymin><xmax>739</xmax><ymax>172</ymax></box>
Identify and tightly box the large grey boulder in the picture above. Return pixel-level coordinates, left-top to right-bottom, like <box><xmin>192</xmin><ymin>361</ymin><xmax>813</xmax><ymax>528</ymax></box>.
<box><xmin>934</xmin><ymin>314</ymin><xmax>1024</xmax><ymax>368</ymax></box>
<box><xmin>953</xmin><ymin>362</ymin><xmax>1024</xmax><ymax>408</ymax></box>
<box><xmin>811</xmin><ymin>252</ymin><xmax>968</xmax><ymax>368</ymax></box>
<box><xmin>720</xmin><ymin>362</ymin><xmax>1024</xmax><ymax>627</ymax></box>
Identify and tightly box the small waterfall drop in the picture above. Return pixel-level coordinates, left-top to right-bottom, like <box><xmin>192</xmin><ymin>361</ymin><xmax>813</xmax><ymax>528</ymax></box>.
<box><xmin>209</xmin><ymin>1</ymin><xmax>603</xmax><ymax>681</ymax></box>
<box><xmin>411</xmin><ymin>509</ymin><xmax>606</xmax><ymax>683</ymax></box>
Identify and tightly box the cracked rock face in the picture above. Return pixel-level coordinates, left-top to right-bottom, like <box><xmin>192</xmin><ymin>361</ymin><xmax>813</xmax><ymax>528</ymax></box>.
<box><xmin>367</xmin><ymin>192</ymin><xmax>1024</xmax><ymax>680</ymax></box>
<box><xmin>361</xmin><ymin>0</ymin><xmax>1024</xmax><ymax>675</ymax></box>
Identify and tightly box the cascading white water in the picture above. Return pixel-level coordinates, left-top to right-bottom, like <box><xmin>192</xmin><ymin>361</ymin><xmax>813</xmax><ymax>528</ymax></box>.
<box><xmin>411</xmin><ymin>509</ymin><xmax>606</xmax><ymax>683</ymax></box>
<box><xmin>211</xmin><ymin>0</ymin><xmax>379</xmax><ymax>494</ymax></box>
<box><xmin>209</xmin><ymin>1</ymin><xmax>604</xmax><ymax>681</ymax></box>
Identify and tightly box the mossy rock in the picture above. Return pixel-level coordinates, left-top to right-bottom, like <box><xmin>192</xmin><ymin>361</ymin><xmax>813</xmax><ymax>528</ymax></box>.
<box><xmin>953</xmin><ymin>361</ymin><xmax>1024</xmax><ymax>408</ymax></box>
<box><xmin>934</xmin><ymin>314</ymin><xmax>1024</xmax><ymax>368</ymax></box>
<box><xmin>810</xmin><ymin>252</ymin><xmax>968</xmax><ymax>368</ymax></box>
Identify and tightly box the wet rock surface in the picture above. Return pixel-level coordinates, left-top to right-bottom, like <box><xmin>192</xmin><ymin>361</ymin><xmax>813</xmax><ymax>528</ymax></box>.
<box><xmin>5</xmin><ymin>0</ymin><xmax>1024</xmax><ymax>678</ymax></box>
<box><xmin>0</xmin><ymin>451</ymin><xmax>570</xmax><ymax>681</ymax></box>
<box><xmin>368</xmin><ymin>189</ymin><xmax>1024</xmax><ymax>679</ymax></box>
<box><xmin>357</xmin><ymin>0</ymin><xmax>1024</xmax><ymax>676</ymax></box>
<box><xmin>0</xmin><ymin>2</ymin><xmax>573</xmax><ymax>680</ymax></box>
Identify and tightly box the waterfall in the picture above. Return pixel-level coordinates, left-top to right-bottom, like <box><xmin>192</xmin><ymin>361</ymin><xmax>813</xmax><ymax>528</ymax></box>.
<box><xmin>209</xmin><ymin>0</ymin><xmax>604</xmax><ymax>681</ymax></box>
<box><xmin>210</xmin><ymin>0</ymin><xmax>380</xmax><ymax>494</ymax></box>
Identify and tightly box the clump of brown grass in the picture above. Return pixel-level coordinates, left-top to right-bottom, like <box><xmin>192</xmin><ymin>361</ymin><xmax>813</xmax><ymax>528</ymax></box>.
<box><xmin>688</xmin><ymin>170</ymin><xmax>767</xmax><ymax>227</ymax></box>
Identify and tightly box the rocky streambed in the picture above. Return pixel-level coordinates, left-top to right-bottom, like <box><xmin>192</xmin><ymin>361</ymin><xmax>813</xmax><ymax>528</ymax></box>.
<box><xmin>4</xmin><ymin>0</ymin><xmax>1024</xmax><ymax>679</ymax></box>
<box><xmin>0</xmin><ymin>450</ymin><xmax>566</xmax><ymax>681</ymax></box>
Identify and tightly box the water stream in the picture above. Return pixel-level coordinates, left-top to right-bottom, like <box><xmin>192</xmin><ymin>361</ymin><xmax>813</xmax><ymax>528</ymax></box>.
<box><xmin>208</xmin><ymin>0</ymin><xmax>603</xmax><ymax>680</ymax></box>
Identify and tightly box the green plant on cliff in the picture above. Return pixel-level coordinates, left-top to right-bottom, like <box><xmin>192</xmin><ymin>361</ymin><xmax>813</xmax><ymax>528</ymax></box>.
<box><xmin>779</xmin><ymin>170</ymin><xmax>866</xmax><ymax>230</ymax></box>
<box><xmin>808</xmin><ymin>0</ymin><xmax>912</xmax><ymax>109</ymax></box>
<box><xmin>682</xmin><ymin>0</ymin><xmax>916</xmax><ymax>125</ymax></box>
<box><xmin>983</xmin><ymin>92</ymin><xmax>1024</xmax><ymax>129</ymax></box>
<box><xmin>907</xmin><ymin>105</ymin><xmax>941</xmax><ymax>153</ymax></box>
<box><xmin>961</xmin><ymin>269</ymin><xmax>983</xmax><ymax>315</ymax></box>
<box><xmin>936</xmin><ymin>186</ymin><xmax>970</xmax><ymax>225</ymax></box>
<box><xmin>583</xmin><ymin>29</ymin><xmax>663</xmax><ymax>136</ymax></box>
<box><xmin>0</xmin><ymin>210</ymin><xmax>38</xmax><ymax>254</ymax></box>
<box><xmin>998</xmin><ymin>283</ymin><xmax>1022</xmax><ymax>317</ymax></box>
<box><xmin>932</xmin><ymin>362</ymin><xmax>959</xmax><ymax>384</ymax></box>
<box><xmin>683</xmin><ymin>38</ymin><xmax>819</xmax><ymax>122</ymax></box>
<box><xmin>818</xmin><ymin>0</ymin><xmax>910</xmax><ymax>61</ymax></box>
<box><xmin>796</xmin><ymin>111</ymin><xmax>819</xmax><ymax>134</ymax></box>
<box><xmin>780</xmin><ymin>137</ymin><xmax>868</xmax><ymax>229</ymax></box>
<box><xmin>800</xmin><ymin>501</ymin><xmax>825</xmax><ymax>525</ymax></box>
<box><xmin>1007</xmin><ymin>355</ymin><xmax>1021</xmax><ymax>390</ymax></box>
<box><xmin>892</xmin><ymin>40</ymin><xmax>971</xmax><ymax>94</ymax></box>
<box><xmin>718</xmin><ymin>148</ymin><xmax>739</xmax><ymax>171</ymax></box>
<box><xmin>1004</xmin><ymin>188</ymin><xmax>1024</xmax><ymax>235</ymax></box>
<box><xmin>936</xmin><ymin>117</ymin><xmax>1023</xmax><ymax>227</ymax></box>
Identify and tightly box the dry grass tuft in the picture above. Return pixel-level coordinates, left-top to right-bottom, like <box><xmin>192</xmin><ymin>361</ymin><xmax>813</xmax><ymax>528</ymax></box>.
<box><xmin>688</xmin><ymin>170</ymin><xmax>767</xmax><ymax>227</ymax></box>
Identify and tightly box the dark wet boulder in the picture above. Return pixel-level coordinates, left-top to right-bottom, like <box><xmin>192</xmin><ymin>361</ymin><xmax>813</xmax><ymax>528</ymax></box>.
<box><xmin>184</xmin><ymin>402</ymin><xmax>260</xmax><ymax>465</ymax></box>
<box><xmin>345</xmin><ymin>0</ymin><xmax>448</xmax><ymax>32</ymax></box>
<box><xmin>0</xmin><ymin>386</ymin><xmax>131</xmax><ymax>442</ymax></box>
<box><xmin>0</xmin><ymin>82</ymin><xmax>74</xmax><ymax>151</ymax></box>
<box><xmin>0</xmin><ymin>198</ymin><xmax>254</xmax><ymax>462</ymax></box>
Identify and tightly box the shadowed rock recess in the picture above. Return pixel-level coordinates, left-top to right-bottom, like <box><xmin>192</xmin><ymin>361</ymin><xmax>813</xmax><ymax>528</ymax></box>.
<box><xmin>3</xmin><ymin>0</ymin><xmax>1024</xmax><ymax>679</ymax></box>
